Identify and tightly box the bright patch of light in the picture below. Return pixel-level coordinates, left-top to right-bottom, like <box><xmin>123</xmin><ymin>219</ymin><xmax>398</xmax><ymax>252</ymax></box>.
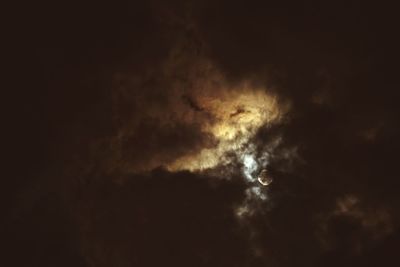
<box><xmin>166</xmin><ymin>85</ymin><xmax>282</xmax><ymax>172</ymax></box>
<box><xmin>242</xmin><ymin>154</ymin><xmax>258</xmax><ymax>182</ymax></box>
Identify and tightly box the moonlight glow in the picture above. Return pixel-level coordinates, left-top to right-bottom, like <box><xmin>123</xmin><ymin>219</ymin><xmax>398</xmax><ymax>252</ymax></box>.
<box><xmin>166</xmin><ymin>85</ymin><xmax>282</xmax><ymax>178</ymax></box>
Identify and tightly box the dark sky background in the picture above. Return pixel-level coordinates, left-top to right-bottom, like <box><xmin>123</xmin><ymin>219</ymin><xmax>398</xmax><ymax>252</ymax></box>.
<box><xmin>4</xmin><ymin>1</ymin><xmax>400</xmax><ymax>266</ymax></box>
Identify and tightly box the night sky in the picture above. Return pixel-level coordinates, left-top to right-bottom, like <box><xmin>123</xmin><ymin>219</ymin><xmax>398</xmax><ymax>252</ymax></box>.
<box><xmin>4</xmin><ymin>1</ymin><xmax>400</xmax><ymax>266</ymax></box>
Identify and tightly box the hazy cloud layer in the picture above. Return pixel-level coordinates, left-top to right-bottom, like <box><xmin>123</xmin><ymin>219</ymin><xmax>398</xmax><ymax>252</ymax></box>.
<box><xmin>5</xmin><ymin>1</ymin><xmax>400</xmax><ymax>267</ymax></box>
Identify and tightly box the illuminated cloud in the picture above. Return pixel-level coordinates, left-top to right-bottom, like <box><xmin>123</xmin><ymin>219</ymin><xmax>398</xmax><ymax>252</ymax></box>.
<box><xmin>165</xmin><ymin>81</ymin><xmax>282</xmax><ymax>173</ymax></box>
<box><xmin>110</xmin><ymin>45</ymin><xmax>287</xmax><ymax>181</ymax></box>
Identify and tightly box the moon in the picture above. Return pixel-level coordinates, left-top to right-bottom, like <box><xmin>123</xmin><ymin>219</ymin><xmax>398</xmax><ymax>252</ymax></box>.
<box><xmin>257</xmin><ymin>169</ymin><xmax>273</xmax><ymax>186</ymax></box>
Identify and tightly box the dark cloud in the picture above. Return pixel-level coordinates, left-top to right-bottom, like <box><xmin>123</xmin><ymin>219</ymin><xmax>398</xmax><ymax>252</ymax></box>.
<box><xmin>6</xmin><ymin>1</ymin><xmax>400</xmax><ymax>266</ymax></box>
<box><xmin>73</xmin><ymin>170</ymin><xmax>249</xmax><ymax>266</ymax></box>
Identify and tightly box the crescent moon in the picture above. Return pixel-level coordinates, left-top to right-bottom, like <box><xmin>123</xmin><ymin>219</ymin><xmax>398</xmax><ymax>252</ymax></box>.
<box><xmin>257</xmin><ymin>169</ymin><xmax>273</xmax><ymax>186</ymax></box>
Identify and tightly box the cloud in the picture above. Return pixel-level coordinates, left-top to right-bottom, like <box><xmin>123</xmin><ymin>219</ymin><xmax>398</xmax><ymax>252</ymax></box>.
<box><xmin>11</xmin><ymin>1</ymin><xmax>400</xmax><ymax>267</ymax></box>
<box><xmin>317</xmin><ymin>195</ymin><xmax>393</xmax><ymax>253</ymax></box>
<box><xmin>106</xmin><ymin>28</ymin><xmax>287</xmax><ymax>177</ymax></box>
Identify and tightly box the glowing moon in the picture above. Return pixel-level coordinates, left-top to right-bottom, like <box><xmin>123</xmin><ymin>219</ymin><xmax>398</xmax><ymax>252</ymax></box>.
<box><xmin>257</xmin><ymin>169</ymin><xmax>273</xmax><ymax>186</ymax></box>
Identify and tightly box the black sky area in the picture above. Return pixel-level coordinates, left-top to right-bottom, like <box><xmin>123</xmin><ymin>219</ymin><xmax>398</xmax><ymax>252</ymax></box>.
<box><xmin>4</xmin><ymin>1</ymin><xmax>400</xmax><ymax>267</ymax></box>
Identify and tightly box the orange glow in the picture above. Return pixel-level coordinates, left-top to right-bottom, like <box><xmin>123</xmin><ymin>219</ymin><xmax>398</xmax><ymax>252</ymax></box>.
<box><xmin>166</xmin><ymin>84</ymin><xmax>282</xmax><ymax>172</ymax></box>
